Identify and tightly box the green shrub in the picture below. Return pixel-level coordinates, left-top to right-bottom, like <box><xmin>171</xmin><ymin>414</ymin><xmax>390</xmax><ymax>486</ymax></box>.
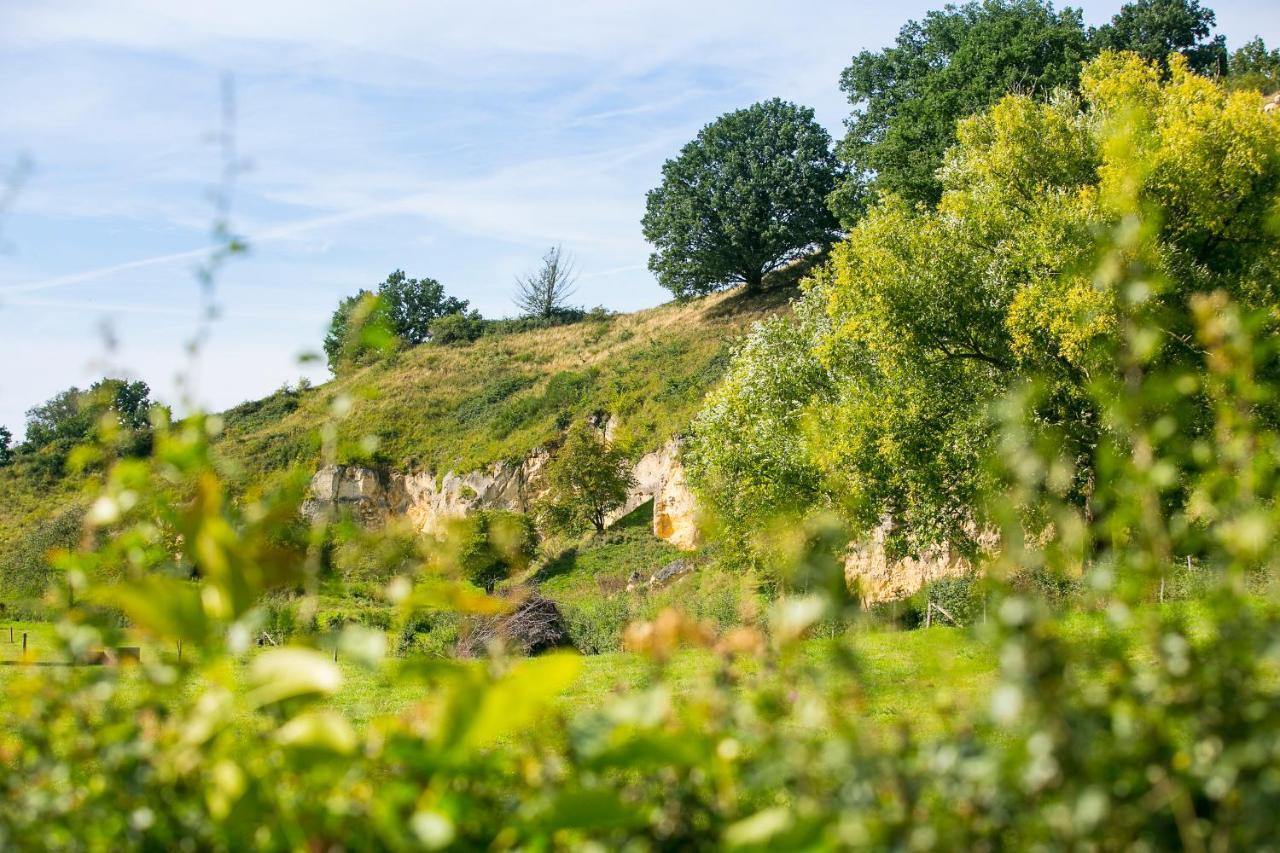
<box><xmin>430</xmin><ymin>310</ymin><xmax>486</xmax><ymax>345</ymax></box>
<box><xmin>1</xmin><ymin>504</ymin><xmax>85</xmax><ymax>600</ymax></box>
<box><xmin>560</xmin><ymin>596</ymin><xmax>632</xmax><ymax>654</ymax></box>
<box><xmin>920</xmin><ymin>572</ymin><xmax>985</xmax><ymax>626</ymax></box>
<box><xmin>395</xmin><ymin>611</ymin><xmax>461</xmax><ymax>657</ymax></box>
<box><xmin>453</xmin><ymin>511</ymin><xmax>537</xmax><ymax>593</ymax></box>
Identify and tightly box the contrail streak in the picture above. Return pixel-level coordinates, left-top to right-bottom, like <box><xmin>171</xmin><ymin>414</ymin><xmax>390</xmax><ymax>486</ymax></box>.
<box><xmin>0</xmin><ymin>195</ymin><xmax>427</xmax><ymax>296</ymax></box>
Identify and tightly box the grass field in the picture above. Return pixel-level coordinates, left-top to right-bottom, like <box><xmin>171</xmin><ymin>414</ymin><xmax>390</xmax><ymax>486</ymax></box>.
<box><xmin>0</xmin><ymin>618</ymin><xmax>996</xmax><ymax>736</ymax></box>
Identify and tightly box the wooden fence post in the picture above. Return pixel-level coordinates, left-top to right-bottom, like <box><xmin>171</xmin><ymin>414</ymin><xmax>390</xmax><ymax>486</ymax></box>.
<box><xmin>22</xmin><ymin>633</ymin><xmax>27</xmax><ymax>656</ymax></box>
<box><xmin>177</xmin><ymin>639</ymin><xmax>182</xmax><ymax>663</ymax></box>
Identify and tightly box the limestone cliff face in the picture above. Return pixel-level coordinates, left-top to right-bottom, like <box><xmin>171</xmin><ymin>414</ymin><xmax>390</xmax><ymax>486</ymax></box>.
<box><xmin>301</xmin><ymin>466</ymin><xmax>404</xmax><ymax>526</ymax></box>
<box><xmin>302</xmin><ymin>450</ymin><xmax>987</xmax><ymax>600</ymax></box>
<box><xmin>302</xmin><ymin>438</ymin><xmax>700</xmax><ymax>550</ymax></box>
<box><xmin>651</xmin><ymin>443</ymin><xmax>699</xmax><ymax>550</ymax></box>
<box><xmin>603</xmin><ymin>439</ymin><xmax>700</xmax><ymax>550</ymax></box>
<box><xmin>843</xmin><ymin>521</ymin><xmax>995</xmax><ymax>604</ymax></box>
<box><xmin>399</xmin><ymin>451</ymin><xmax>550</xmax><ymax>535</ymax></box>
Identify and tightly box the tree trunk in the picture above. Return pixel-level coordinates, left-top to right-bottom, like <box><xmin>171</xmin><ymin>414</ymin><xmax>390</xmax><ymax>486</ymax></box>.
<box><xmin>743</xmin><ymin>269</ymin><xmax>765</xmax><ymax>292</ymax></box>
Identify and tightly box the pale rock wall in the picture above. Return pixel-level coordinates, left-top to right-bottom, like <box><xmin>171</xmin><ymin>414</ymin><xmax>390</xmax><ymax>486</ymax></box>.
<box><xmin>302</xmin><ymin>453</ymin><xmax>984</xmax><ymax>600</ymax></box>
<box><xmin>301</xmin><ymin>466</ymin><xmax>403</xmax><ymax>526</ymax></box>
<box><xmin>652</xmin><ymin>445</ymin><xmax>699</xmax><ymax>550</ymax></box>
<box><xmin>843</xmin><ymin>521</ymin><xmax>995</xmax><ymax>604</ymax></box>
<box><xmin>400</xmin><ymin>450</ymin><xmax>550</xmax><ymax>535</ymax></box>
<box><xmin>303</xmin><ymin>439</ymin><xmax>701</xmax><ymax>550</ymax></box>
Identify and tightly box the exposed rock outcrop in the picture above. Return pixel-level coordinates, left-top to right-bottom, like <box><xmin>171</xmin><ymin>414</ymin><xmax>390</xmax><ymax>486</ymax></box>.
<box><xmin>400</xmin><ymin>450</ymin><xmax>550</xmax><ymax>535</ymax></box>
<box><xmin>301</xmin><ymin>466</ymin><xmax>403</xmax><ymax>526</ymax></box>
<box><xmin>844</xmin><ymin>521</ymin><xmax>996</xmax><ymax>604</ymax></box>
<box><xmin>652</xmin><ymin>446</ymin><xmax>699</xmax><ymax>550</ymax></box>
<box><xmin>302</xmin><ymin>437</ymin><xmax>700</xmax><ymax>549</ymax></box>
<box><xmin>603</xmin><ymin>438</ymin><xmax>700</xmax><ymax>550</ymax></box>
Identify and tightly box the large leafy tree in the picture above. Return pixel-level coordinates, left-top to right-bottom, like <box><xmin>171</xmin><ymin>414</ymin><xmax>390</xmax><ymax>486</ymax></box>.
<box><xmin>642</xmin><ymin>98</ymin><xmax>840</xmax><ymax>298</ymax></box>
<box><xmin>684</xmin><ymin>301</ymin><xmax>835</xmax><ymax>556</ymax></box>
<box><xmin>692</xmin><ymin>53</ymin><xmax>1280</xmax><ymax>558</ymax></box>
<box><xmin>0</xmin><ymin>425</ymin><xmax>13</xmax><ymax>466</ymax></box>
<box><xmin>1092</xmin><ymin>0</ymin><xmax>1226</xmax><ymax>76</ymax></box>
<box><xmin>23</xmin><ymin>379</ymin><xmax>155</xmax><ymax>451</ymax></box>
<box><xmin>832</xmin><ymin>0</ymin><xmax>1092</xmax><ymax>218</ymax></box>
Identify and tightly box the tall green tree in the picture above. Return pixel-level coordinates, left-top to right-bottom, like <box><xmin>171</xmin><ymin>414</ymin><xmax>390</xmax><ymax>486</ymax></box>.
<box><xmin>1092</xmin><ymin>0</ymin><xmax>1226</xmax><ymax>75</ymax></box>
<box><xmin>0</xmin><ymin>425</ymin><xmax>13</xmax><ymax>466</ymax></box>
<box><xmin>642</xmin><ymin>98</ymin><xmax>840</xmax><ymax>298</ymax></box>
<box><xmin>537</xmin><ymin>421</ymin><xmax>636</xmax><ymax>534</ymax></box>
<box><xmin>832</xmin><ymin>0</ymin><xmax>1092</xmax><ymax>218</ymax></box>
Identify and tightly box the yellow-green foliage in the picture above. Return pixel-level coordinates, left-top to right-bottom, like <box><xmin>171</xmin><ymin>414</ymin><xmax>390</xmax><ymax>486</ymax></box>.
<box><xmin>689</xmin><ymin>52</ymin><xmax>1280</xmax><ymax>559</ymax></box>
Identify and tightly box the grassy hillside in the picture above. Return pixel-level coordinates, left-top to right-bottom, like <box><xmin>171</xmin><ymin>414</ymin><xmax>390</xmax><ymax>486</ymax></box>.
<box><xmin>0</xmin><ymin>281</ymin><xmax>797</xmax><ymax>596</ymax></box>
<box><xmin>218</xmin><ymin>282</ymin><xmax>792</xmax><ymax>481</ymax></box>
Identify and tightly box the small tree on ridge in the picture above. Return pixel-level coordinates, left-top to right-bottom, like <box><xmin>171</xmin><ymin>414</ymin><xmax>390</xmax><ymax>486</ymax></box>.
<box><xmin>514</xmin><ymin>245</ymin><xmax>578</xmax><ymax>319</ymax></box>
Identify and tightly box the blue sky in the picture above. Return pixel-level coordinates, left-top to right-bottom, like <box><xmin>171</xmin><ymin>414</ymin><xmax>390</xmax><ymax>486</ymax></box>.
<box><xmin>1</xmin><ymin>0</ymin><xmax>1278</xmax><ymax>437</ymax></box>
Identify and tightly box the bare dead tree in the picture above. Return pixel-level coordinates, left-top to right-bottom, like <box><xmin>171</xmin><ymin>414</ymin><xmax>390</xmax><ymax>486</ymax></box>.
<box><xmin>514</xmin><ymin>244</ymin><xmax>578</xmax><ymax>319</ymax></box>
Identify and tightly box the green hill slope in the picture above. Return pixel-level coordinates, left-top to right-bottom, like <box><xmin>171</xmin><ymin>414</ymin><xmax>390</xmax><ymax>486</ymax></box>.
<box><xmin>0</xmin><ymin>282</ymin><xmax>795</xmax><ymax>597</ymax></box>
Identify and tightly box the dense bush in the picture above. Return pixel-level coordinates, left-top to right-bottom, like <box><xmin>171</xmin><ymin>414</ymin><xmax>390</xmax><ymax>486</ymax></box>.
<box><xmin>917</xmin><ymin>572</ymin><xmax>986</xmax><ymax>626</ymax></box>
<box><xmin>1</xmin><ymin>504</ymin><xmax>86</xmax><ymax>600</ymax></box>
<box><xmin>449</xmin><ymin>510</ymin><xmax>537</xmax><ymax>593</ymax></box>
<box><xmin>427</xmin><ymin>309</ymin><xmax>485</xmax><ymax>345</ymax></box>
<box><xmin>558</xmin><ymin>594</ymin><xmax>632</xmax><ymax>654</ymax></box>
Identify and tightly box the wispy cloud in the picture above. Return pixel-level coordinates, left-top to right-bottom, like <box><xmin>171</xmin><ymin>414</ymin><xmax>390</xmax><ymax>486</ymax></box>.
<box><xmin>2</xmin><ymin>0</ymin><xmax>1276</xmax><ymax>436</ymax></box>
